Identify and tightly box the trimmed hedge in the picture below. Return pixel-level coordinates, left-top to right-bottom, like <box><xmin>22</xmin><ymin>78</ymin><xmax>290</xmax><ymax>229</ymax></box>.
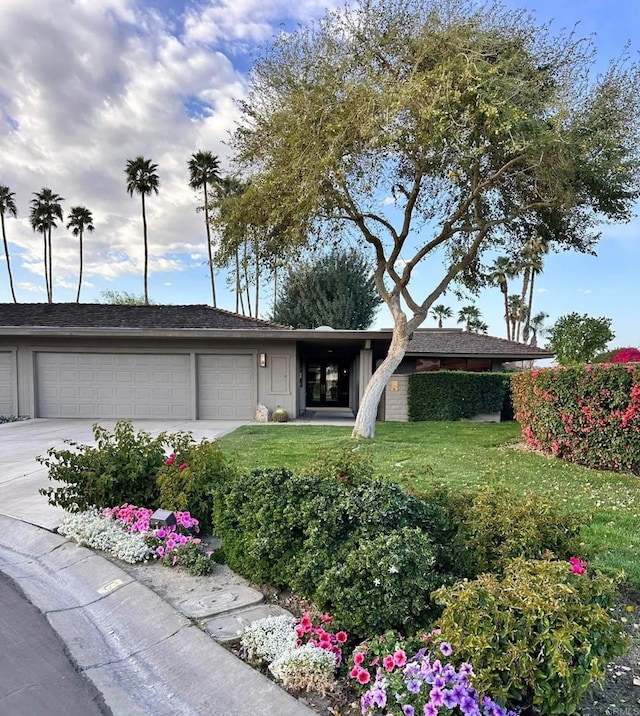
<box><xmin>408</xmin><ymin>371</ymin><xmax>511</xmax><ymax>421</ymax></box>
<box><xmin>512</xmin><ymin>363</ymin><xmax>640</xmax><ymax>474</ymax></box>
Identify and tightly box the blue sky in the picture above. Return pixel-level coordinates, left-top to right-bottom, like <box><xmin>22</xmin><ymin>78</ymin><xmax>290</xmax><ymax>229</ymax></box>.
<box><xmin>0</xmin><ymin>0</ymin><xmax>638</xmax><ymax>349</ymax></box>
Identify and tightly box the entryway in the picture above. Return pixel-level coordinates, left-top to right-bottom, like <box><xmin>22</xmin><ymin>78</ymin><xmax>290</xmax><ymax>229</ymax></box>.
<box><xmin>305</xmin><ymin>361</ymin><xmax>350</xmax><ymax>408</ymax></box>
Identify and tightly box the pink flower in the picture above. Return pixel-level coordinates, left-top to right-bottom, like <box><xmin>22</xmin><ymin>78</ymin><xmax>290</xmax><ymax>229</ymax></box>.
<box><xmin>320</xmin><ymin>613</ymin><xmax>334</xmax><ymax>623</ymax></box>
<box><xmin>156</xmin><ymin>546</ymin><xmax>165</xmax><ymax>557</ymax></box>
<box><xmin>370</xmin><ymin>656</ymin><xmax>379</xmax><ymax>667</ymax></box>
<box><xmin>393</xmin><ymin>650</ymin><xmax>407</xmax><ymax>667</ymax></box>
<box><xmin>353</xmin><ymin>652</ymin><xmax>365</xmax><ymax>666</ymax></box>
<box><xmin>300</xmin><ymin>613</ymin><xmax>313</xmax><ymax>632</ymax></box>
<box><xmin>383</xmin><ymin>655</ymin><xmax>395</xmax><ymax>671</ymax></box>
<box><xmin>179</xmin><ymin>462</ymin><xmax>187</xmax><ymax>471</ymax></box>
<box><xmin>336</xmin><ymin>631</ymin><xmax>348</xmax><ymax>644</ymax></box>
<box><xmin>156</xmin><ymin>528</ymin><xmax>167</xmax><ymax>538</ymax></box>
<box><xmin>349</xmin><ymin>666</ymin><xmax>360</xmax><ymax>678</ymax></box>
<box><xmin>570</xmin><ymin>557</ymin><xmax>587</xmax><ymax>575</ymax></box>
<box><xmin>356</xmin><ymin>669</ymin><xmax>371</xmax><ymax>685</ymax></box>
<box><xmin>165</xmin><ymin>453</ymin><xmax>176</xmax><ymax>466</ymax></box>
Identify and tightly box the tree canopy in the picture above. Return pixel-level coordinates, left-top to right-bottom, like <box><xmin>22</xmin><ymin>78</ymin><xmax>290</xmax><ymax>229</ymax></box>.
<box><xmin>271</xmin><ymin>248</ymin><xmax>381</xmax><ymax>329</ymax></box>
<box><xmin>225</xmin><ymin>0</ymin><xmax>640</xmax><ymax>437</ymax></box>
<box><xmin>546</xmin><ymin>312</ymin><xmax>615</xmax><ymax>366</ymax></box>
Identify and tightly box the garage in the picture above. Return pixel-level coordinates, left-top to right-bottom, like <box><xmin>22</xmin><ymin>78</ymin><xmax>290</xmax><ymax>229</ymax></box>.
<box><xmin>35</xmin><ymin>352</ymin><xmax>191</xmax><ymax>419</ymax></box>
<box><xmin>0</xmin><ymin>351</ymin><xmax>15</xmax><ymax>415</ymax></box>
<box><xmin>197</xmin><ymin>354</ymin><xmax>255</xmax><ymax>419</ymax></box>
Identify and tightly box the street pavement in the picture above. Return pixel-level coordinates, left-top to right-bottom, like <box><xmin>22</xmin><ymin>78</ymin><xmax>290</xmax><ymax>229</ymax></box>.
<box><xmin>0</xmin><ymin>418</ymin><xmax>315</xmax><ymax>716</ymax></box>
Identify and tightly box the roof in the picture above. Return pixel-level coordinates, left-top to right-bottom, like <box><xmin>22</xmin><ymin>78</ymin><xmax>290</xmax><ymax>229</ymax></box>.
<box><xmin>0</xmin><ymin>303</ymin><xmax>290</xmax><ymax>330</ymax></box>
<box><xmin>406</xmin><ymin>329</ymin><xmax>552</xmax><ymax>359</ymax></box>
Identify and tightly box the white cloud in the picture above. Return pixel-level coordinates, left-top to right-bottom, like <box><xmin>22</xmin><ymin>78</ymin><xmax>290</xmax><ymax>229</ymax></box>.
<box><xmin>382</xmin><ymin>196</ymin><xmax>396</xmax><ymax>205</ymax></box>
<box><xmin>18</xmin><ymin>281</ymin><xmax>46</xmax><ymax>294</ymax></box>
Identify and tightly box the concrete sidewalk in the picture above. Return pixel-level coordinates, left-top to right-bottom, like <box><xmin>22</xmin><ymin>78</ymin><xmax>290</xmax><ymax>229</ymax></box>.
<box><xmin>0</xmin><ymin>419</ymin><xmax>314</xmax><ymax>716</ymax></box>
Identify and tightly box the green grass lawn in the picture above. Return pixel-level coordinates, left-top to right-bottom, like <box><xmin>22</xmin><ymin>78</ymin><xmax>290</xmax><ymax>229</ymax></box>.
<box><xmin>219</xmin><ymin>421</ymin><xmax>640</xmax><ymax>588</ymax></box>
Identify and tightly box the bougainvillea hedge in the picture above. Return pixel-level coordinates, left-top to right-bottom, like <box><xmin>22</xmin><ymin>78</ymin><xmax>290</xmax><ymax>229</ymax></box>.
<box><xmin>512</xmin><ymin>364</ymin><xmax>640</xmax><ymax>475</ymax></box>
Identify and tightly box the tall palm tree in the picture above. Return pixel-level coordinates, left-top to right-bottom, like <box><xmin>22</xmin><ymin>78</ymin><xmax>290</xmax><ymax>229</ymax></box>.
<box><xmin>125</xmin><ymin>156</ymin><xmax>159</xmax><ymax>305</ymax></box>
<box><xmin>487</xmin><ymin>256</ymin><xmax>517</xmax><ymax>340</ymax></box>
<box><xmin>188</xmin><ymin>151</ymin><xmax>222</xmax><ymax>307</ymax></box>
<box><xmin>507</xmin><ymin>294</ymin><xmax>523</xmax><ymax>342</ymax></box>
<box><xmin>468</xmin><ymin>317</ymin><xmax>489</xmax><ymax>334</ymax></box>
<box><xmin>215</xmin><ymin>175</ymin><xmax>246</xmax><ymax>314</ymax></box>
<box><xmin>522</xmin><ymin>240</ymin><xmax>549</xmax><ymax>344</ymax></box>
<box><xmin>66</xmin><ymin>206</ymin><xmax>94</xmax><ymax>303</ymax></box>
<box><xmin>457</xmin><ymin>304</ymin><xmax>481</xmax><ymax>331</ymax></box>
<box><xmin>30</xmin><ymin>188</ymin><xmax>64</xmax><ymax>302</ymax></box>
<box><xmin>431</xmin><ymin>304</ymin><xmax>453</xmax><ymax>328</ymax></box>
<box><xmin>0</xmin><ymin>186</ymin><xmax>18</xmax><ymax>302</ymax></box>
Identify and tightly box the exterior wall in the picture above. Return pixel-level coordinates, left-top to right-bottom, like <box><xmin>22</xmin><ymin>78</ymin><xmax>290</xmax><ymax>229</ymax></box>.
<box><xmin>1</xmin><ymin>336</ymin><xmax>297</xmax><ymax>419</ymax></box>
<box><xmin>0</xmin><ymin>348</ymin><xmax>17</xmax><ymax>416</ymax></box>
<box><xmin>383</xmin><ymin>374</ymin><xmax>409</xmax><ymax>422</ymax></box>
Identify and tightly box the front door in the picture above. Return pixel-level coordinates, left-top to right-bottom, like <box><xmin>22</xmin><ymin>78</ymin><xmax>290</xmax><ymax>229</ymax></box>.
<box><xmin>306</xmin><ymin>361</ymin><xmax>349</xmax><ymax>407</ymax></box>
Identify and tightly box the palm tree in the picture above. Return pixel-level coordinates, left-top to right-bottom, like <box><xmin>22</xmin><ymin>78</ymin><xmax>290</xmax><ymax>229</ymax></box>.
<box><xmin>522</xmin><ymin>240</ymin><xmax>549</xmax><ymax>344</ymax></box>
<box><xmin>487</xmin><ymin>256</ymin><xmax>517</xmax><ymax>340</ymax></box>
<box><xmin>507</xmin><ymin>294</ymin><xmax>523</xmax><ymax>342</ymax></box>
<box><xmin>431</xmin><ymin>304</ymin><xmax>453</xmax><ymax>328</ymax></box>
<box><xmin>457</xmin><ymin>304</ymin><xmax>481</xmax><ymax>331</ymax></box>
<box><xmin>188</xmin><ymin>151</ymin><xmax>222</xmax><ymax>307</ymax></box>
<box><xmin>66</xmin><ymin>206</ymin><xmax>94</xmax><ymax>303</ymax></box>
<box><xmin>125</xmin><ymin>156</ymin><xmax>159</xmax><ymax>305</ymax></box>
<box><xmin>30</xmin><ymin>188</ymin><xmax>64</xmax><ymax>302</ymax></box>
<box><xmin>468</xmin><ymin>317</ymin><xmax>489</xmax><ymax>334</ymax></box>
<box><xmin>0</xmin><ymin>186</ymin><xmax>18</xmax><ymax>302</ymax></box>
<box><xmin>215</xmin><ymin>176</ymin><xmax>246</xmax><ymax>314</ymax></box>
<box><xmin>528</xmin><ymin>311</ymin><xmax>549</xmax><ymax>347</ymax></box>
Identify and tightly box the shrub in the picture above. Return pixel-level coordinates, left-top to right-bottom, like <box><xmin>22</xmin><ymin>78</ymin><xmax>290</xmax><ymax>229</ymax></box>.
<box><xmin>459</xmin><ymin>487</ymin><xmax>587</xmax><ymax>576</ymax></box>
<box><xmin>160</xmin><ymin>540</ymin><xmax>214</xmax><ymax>576</ymax></box>
<box><xmin>314</xmin><ymin>527</ymin><xmax>446</xmax><ymax>637</ymax></box>
<box><xmin>611</xmin><ymin>347</ymin><xmax>640</xmax><ymax>363</ymax></box>
<box><xmin>240</xmin><ymin>614</ymin><xmax>298</xmax><ymax>664</ymax></box>
<box><xmin>435</xmin><ymin>558</ymin><xmax>630</xmax><ymax>715</ymax></box>
<box><xmin>269</xmin><ymin>644</ymin><xmax>337</xmax><ymax>695</ymax></box>
<box><xmin>39</xmin><ymin>420</ymin><xmax>166</xmax><ymax>511</ymax></box>
<box><xmin>512</xmin><ymin>363</ymin><xmax>640</xmax><ymax>474</ymax></box>
<box><xmin>304</xmin><ymin>440</ymin><xmax>374</xmax><ymax>485</ymax></box>
<box><xmin>408</xmin><ymin>371</ymin><xmax>511</xmax><ymax>421</ymax></box>
<box><xmin>156</xmin><ymin>436</ymin><xmax>236</xmax><ymax>533</ymax></box>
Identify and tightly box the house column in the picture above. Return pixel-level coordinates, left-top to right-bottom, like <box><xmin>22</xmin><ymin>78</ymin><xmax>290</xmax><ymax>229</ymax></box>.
<box><xmin>357</xmin><ymin>347</ymin><xmax>373</xmax><ymax>411</ymax></box>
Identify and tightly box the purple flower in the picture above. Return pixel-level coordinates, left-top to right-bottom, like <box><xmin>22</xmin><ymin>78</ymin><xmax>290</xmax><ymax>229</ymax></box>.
<box><xmin>443</xmin><ymin>689</ymin><xmax>459</xmax><ymax>709</ymax></box>
<box><xmin>459</xmin><ymin>662</ymin><xmax>474</xmax><ymax>678</ymax></box>
<box><xmin>433</xmin><ymin>676</ymin><xmax>446</xmax><ymax>690</ymax></box>
<box><xmin>423</xmin><ymin>703</ymin><xmax>438</xmax><ymax>716</ymax></box>
<box><xmin>439</xmin><ymin>641</ymin><xmax>453</xmax><ymax>657</ymax></box>
<box><xmin>403</xmin><ymin>706</ymin><xmax>415</xmax><ymax>716</ymax></box>
<box><xmin>405</xmin><ymin>663</ymin><xmax>421</xmax><ymax>679</ymax></box>
<box><xmin>360</xmin><ymin>692</ymin><xmax>374</xmax><ymax>711</ymax></box>
<box><xmin>372</xmin><ymin>686</ymin><xmax>387</xmax><ymax>709</ymax></box>
<box><xmin>460</xmin><ymin>694</ymin><xmax>480</xmax><ymax>716</ymax></box>
<box><xmin>442</xmin><ymin>664</ymin><xmax>457</xmax><ymax>681</ymax></box>
<box><xmin>407</xmin><ymin>679</ymin><xmax>421</xmax><ymax>694</ymax></box>
<box><xmin>429</xmin><ymin>687</ymin><xmax>445</xmax><ymax>707</ymax></box>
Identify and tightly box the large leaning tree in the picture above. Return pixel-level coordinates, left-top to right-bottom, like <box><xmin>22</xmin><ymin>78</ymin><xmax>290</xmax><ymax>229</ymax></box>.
<box><xmin>226</xmin><ymin>0</ymin><xmax>640</xmax><ymax>438</ymax></box>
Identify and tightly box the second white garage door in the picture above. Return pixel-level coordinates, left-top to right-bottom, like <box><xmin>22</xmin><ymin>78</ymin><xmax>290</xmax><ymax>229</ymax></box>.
<box><xmin>0</xmin><ymin>351</ymin><xmax>15</xmax><ymax>416</ymax></box>
<box><xmin>197</xmin><ymin>354</ymin><xmax>255</xmax><ymax>419</ymax></box>
<box><xmin>36</xmin><ymin>352</ymin><xmax>191</xmax><ymax>419</ymax></box>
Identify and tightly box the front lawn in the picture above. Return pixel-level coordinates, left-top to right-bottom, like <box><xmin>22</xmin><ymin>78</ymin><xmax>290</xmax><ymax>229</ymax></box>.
<box><xmin>219</xmin><ymin>421</ymin><xmax>640</xmax><ymax>588</ymax></box>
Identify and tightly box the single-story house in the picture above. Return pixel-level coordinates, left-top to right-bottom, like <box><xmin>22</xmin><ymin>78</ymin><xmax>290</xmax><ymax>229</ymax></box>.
<box><xmin>0</xmin><ymin>304</ymin><xmax>551</xmax><ymax>421</ymax></box>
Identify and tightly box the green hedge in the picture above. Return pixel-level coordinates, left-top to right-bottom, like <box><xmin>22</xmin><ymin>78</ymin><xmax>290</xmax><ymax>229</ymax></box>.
<box><xmin>512</xmin><ymin>363</ymin><xmax>640</xmax><ymax>474</ymax></box>
<box><xmin>408</xmin><ymin>371</ymin><xmax>511</xmax><ymax>421</ymax></box>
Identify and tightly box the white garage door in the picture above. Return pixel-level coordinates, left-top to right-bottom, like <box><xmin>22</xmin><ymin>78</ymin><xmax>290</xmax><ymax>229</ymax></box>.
<box><xmin>36</xmin><ymin>353</ymin><xmax>191</xmax><ymax>419</ymax></box>
<box><xmin>0</xmin><ymin>352</ymin><xmax>15</xmax><ymax>416</ymax></box>
<box><xmin>197</xmin><ymin>354</ymin><xmax>255</xmax><ymax>419</ymax></box>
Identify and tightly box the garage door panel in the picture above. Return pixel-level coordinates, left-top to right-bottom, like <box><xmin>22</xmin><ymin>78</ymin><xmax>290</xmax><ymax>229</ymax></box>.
<box><xmin>0</xmin><ymin>352</ymin><xmax>15</xmax><ymax>415</ymax></box>
<box><xmin>36</xmin><ymin>353</ymin><xmax>191</xmax><ymax>419</ymax></box>
<box><xmin>197</xmin><ymin>355</ymin><xmax>254</xmax><ymax>420</ymax></box>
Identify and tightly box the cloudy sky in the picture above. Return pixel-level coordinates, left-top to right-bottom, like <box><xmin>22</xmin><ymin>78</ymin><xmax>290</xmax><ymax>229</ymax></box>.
<box><xmin>1</xmin><ymin>0</ymin><xmax>639</xmax><ymax>348</ymax></box>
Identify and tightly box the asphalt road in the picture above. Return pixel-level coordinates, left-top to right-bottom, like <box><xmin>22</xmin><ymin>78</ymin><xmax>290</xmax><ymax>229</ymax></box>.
<box><xmin>0</xmin><ymin>570</ymin><xmax>111</xmax><ymax>716</ymax></box>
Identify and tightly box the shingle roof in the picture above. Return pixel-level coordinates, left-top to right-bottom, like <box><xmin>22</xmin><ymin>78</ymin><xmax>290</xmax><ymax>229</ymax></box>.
<box><xmin>406</xmin><ymin>329</ymin><xmax>552</xmax><ymax>358</ymax></box>
<box><xmin>0</xmin><ymin>303</ymin><xmax>290</xmax><ymax>330</ymax></box>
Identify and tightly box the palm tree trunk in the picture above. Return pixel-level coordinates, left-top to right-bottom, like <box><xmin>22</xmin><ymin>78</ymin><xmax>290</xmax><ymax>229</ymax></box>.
<box><xmin>273</xmin><ymin>265</ymin><xmax>278</xmax><ymax>314</ymax></box>
<box><xmin>254</xmin><ymin>236</ymin><xmax>259</xmax><ymax>319</ymax></box>
<box><xmin>1</xmin><ymin>214</ymin><xmax>17</xmax><ymax>302</ymax></box>
<box><xmin>516</xmin><ymin>268</ymin><xmax>530</xmax><ymax>342</ymax></box>
<box><xmin>47</xmin><ymin>226</ymin><xmax>53</xmax><ymax>302</ymax></box>
<box><xmin>203</xmin><ymin>183</ymin><xmax>216</xmax><ymax>307</ymax></box>
<box><xmin>523</xmin><ymin>270</ymin><xmax>536</xmax><ymax>344</ymax></box>
<box><xmin>42</xmin><ymin>231</ymin><xmax>50</xmax><ymax>301</ymax></box>
<box><xmin>76</xmin><ymin>230</ymin><xmax>83</xmax><ymax>303</ymax></box>
<box><xmin>243</xmin><ymin>238</ymin><xmax>252</xmax><ymax>317</ymax></box>
<box><xmin>142</xmin><ymin>193</ymin><xmax>149</xmax><ymax>305</ymax></box>
<box><xmin>502</xmin><ymin>288</ymin><xmax>511</xmax><ymax>340</ymax></box>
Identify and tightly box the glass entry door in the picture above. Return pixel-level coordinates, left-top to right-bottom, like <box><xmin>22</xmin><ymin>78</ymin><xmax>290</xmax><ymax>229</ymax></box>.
<box><xmin>306</xmin><ymin>362</ymin><xmax>349</xmax><ymax>407</ymax></box>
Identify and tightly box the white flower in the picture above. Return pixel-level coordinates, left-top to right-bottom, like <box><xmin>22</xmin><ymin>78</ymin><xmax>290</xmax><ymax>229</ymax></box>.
<box><xmin>373</xmin><ymin>578</ymin><xmax>381</xmax><ymax>586</ymax></box>
<box><xmin>269</xmin><ymin>644</ymin><xmax>337</xmax><ymax>694</ymax></box>
<box><xmin>388</xmin><ymin>565</ymin><xmax>399</xmax><ymax>574</ymax></box>
<box><xmin>241</xmin><ymin>615</ymin><xmax>297</xmax><ymax>664</ymax></box>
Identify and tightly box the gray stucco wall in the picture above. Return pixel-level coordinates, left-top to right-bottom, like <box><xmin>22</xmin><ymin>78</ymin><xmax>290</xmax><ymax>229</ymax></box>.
<box><xmin>384</xmin><ymin>374</ymin><xmax>409</xmax><ymax>422</ymax></box>
<box><xmin>2</xmin><ymin>336</ymin><xmax>297</xmax><ymax>419</ymax></box>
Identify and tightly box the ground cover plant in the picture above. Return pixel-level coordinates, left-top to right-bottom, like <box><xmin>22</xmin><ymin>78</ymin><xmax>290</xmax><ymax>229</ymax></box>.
<box><xmin>218</xmin><ymin>423</ymin><xmax>640</xmax><ymax>588</ymax></box>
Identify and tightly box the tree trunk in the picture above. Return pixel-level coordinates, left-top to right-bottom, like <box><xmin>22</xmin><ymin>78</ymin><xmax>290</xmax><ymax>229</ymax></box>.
<box><xmin>516</xmin><ymin>268</ymin><xmax>530</xmax><ymax>342</ymax></box>
<box><xmin>243</xmin><ymin>239</ymin><xmax>252</xmax><ymax>317</ymax></box>
<box><xmin>142</xmin><ymin>193</ymin><xmax>149</xmax><ymax>305</ymax></box>
<box><xmin>523</xmin><ymin>270</ymin><xmax>536</xmax><ymax>344</ymax></box>
<box><xmin>502</xmin><ymin>286</ymin><xmax>511</xmax><ymax>340</ymax></box>
<box><xmin>1</xmin><ymin>214</ymin><xmax>17</xmax><ymax>302</ymax></box>
<box><xmin>76</xmin><ymin>230</ymin><xmax>83</xmax><ymax>303</ymax></box>
<box><xmin>42</xmin><ymin>231</ymin><xmax>49</xmax><ymax>301</ymax></box>
<box><xmin>273</xmin><ymin>265</ymin><xmax>278</xmax><ymax>314</ymax></box>
<box><xmin>47</xmin><ymin>227</ymin><xmax>53</xmax><ymax>303</ymax></box>
<box><xmin>254</xmin><ymin>238</ymin><xmax>260</xmax><ymax>319</ymax></box>
<box><xmin>352</xmin><ymin>315</ymin><xmax>411</xmax><ymax>439</ymax></box>
<box><xmin>204</xmin><ymin>183</ymin><xmax>216</xmax><ymax>307</ymax></box>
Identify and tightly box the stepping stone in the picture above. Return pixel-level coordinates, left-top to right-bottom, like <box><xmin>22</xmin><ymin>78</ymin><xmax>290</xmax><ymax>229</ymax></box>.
<box><xmin>174</xmin><ymin>585</ymin><xmax>264</xmax><ymax>618</ymax></box>
<box><xmin>204</xmin><ymin>604</ymin><xmax>295</xmax><ymax>643</ymax></box>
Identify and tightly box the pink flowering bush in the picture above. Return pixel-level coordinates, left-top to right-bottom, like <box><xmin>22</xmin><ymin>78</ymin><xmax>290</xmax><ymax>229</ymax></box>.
<box><xmin>611</xmin><ymin>348</ymin><xmax>640</xmax><ymax>363</ymax></box>
<box><xmin>512</xmin><ymin>363</ymin><xmax>640</xmax><ymax>474</ymax></box>
<box><xmin>295</xmin><ymin>611</ymin><xmax>348</xmax><ymax>667</ymax></box>
<box><xmin>103</xmin><ymin>503</ymin><xmax>213</xmax><ymax>575</ymax></box>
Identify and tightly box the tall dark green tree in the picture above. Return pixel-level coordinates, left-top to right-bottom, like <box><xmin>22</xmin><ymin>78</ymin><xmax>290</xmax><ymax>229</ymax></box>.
<box><xmin>125</xmin><ymin>156</ymin><xmax>159</xmax><ymax>305</ymax></box>
<box><xmin>271</xmin><ymin>248</ymin><xmax>381</xmax><ymax>328</ymax></box>
<box><xmin>30</xmin><ymin>187</ymin><xmax>64</xmax><ymax>303</ymax></box>
<box><xmin>188</xmin><ymin>151</ymin><xmax>222</xmax><ymax>307</ymax></box>
<box><xmin>224</xmin><ymin>0</ymin><xmax>640</xmax><ymax>437</ymax></box>
<box><xmin>66</xmin><ymin>206</ymin><xmax>94</xmax><ymax>303</ymax></box>
<box><xmin>0</xmin><ymin>185</ymin><xmax>18</xmax><ymax>302</ymax></box>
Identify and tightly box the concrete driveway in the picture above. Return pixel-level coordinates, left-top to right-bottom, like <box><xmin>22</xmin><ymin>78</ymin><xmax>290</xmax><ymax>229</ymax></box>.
<box><xmin>0</xmin><ymin>418</ymin><xmax>247</xmax><ymax>530</ymax></box>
